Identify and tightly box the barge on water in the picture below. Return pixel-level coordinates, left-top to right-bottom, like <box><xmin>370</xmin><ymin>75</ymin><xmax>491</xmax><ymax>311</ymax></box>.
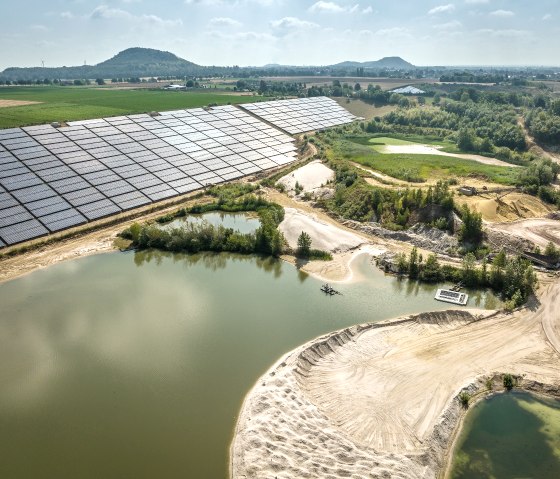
<box><xmin>435</xmin><ymin>288</ymin><xmax>468</xmax><ymax>306</ymax></box>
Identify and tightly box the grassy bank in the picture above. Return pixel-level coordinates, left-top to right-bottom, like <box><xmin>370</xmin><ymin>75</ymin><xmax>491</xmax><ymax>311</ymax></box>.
<box><xmin>0</xmin><ymin>86</ymin><xmax>255</xmax><ymax>128</ymax></box>
<box><xmin>329</xmin><ymin>136</ymin><xmax>518</xmax><ymax>184</ymax></box>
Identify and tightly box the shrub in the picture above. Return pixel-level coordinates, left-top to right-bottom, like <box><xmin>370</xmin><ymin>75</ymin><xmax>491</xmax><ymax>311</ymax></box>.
<box><xmin>503</xmin><ymin>374</ymin><xmax>516</xmax><ymax>390</ymax></box>
<box><xmin>459</xmin><ymin>391</ymin><xmax>471</xmax><ymax>408</ymax></box>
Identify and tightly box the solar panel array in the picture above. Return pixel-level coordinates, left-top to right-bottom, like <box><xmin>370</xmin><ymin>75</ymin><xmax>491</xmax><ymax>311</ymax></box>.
<box><xmin>0</xmin><ymin>105</ymin><xmax>297</xmax><ymax>247</ymax></box>
<box><xmin>240</xmin><ymin>96</ymin><xmax>358</xmax><ymax>134</ymax></box>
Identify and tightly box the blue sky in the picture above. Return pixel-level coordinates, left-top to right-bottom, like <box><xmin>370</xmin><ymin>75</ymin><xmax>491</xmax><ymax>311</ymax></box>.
<box><xmin>1</xmin><ymin>0</ymin><xmax>559</xmax><ymax>70</ymax></box>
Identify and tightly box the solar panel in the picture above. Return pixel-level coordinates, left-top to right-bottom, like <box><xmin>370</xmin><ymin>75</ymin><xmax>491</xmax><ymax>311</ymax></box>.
<box><xmin>0</xmin><ymin>219</ymin><xmax>49</xmax><ymax>245</ymax></box>
<box><xmin>0</xmin><ymin>102</ymin><xmax>301</xmax><ymax>247</ymax></box>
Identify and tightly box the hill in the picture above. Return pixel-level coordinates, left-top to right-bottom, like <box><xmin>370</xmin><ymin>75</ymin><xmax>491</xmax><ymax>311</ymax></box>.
<box><xmin>0</xmin><ymin>47</ymin><xmax>202</xmax><ymax>81</ymax></box>
<box><xmin>332</xmin><ymin>57</ymin><xmax>415</xmax><ymax>70</ymax></box>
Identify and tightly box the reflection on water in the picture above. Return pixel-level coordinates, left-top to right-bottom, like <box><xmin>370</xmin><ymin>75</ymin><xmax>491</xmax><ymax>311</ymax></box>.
<box><xmin>0</xmin><ymin>251</ymin><xmax>500</xmax><ymax>479</ymax></box>
<box><xmin>451</xmin><ymin>392</ymin><xmax>560</xmax><ymax>479</ymax></box>
<box><xmin>163</xmin><ymin>211</ymin><xmax>261</xmax><ymax>235</ymax></box>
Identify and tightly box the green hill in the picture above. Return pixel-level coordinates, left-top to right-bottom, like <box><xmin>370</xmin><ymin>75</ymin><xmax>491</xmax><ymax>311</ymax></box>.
<box><xmin>0</xmin><ymin>47</ymin><xmax>202</xmax><ymax>81</ymax></box>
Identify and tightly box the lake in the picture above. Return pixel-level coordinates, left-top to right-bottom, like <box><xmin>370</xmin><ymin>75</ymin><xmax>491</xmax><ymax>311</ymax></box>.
<box><xmin>0</xmin><ymin>241</ymin><xmax>500</xmax><ymax>478</ymax></box>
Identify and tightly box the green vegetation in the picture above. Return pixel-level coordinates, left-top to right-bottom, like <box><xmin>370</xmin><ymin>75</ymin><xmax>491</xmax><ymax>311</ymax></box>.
<box><xmin>516</xmin><ymin>158</ymin><xmax>560</xmax><ymax>207</ymax></box>
<box><xmin>123</xmin><ymin>183</ymin><xmax>331</xmax><ymax>260</ymax></box>
<box><xmin>503</xmin><ymin>374</ymin><xmax>517</xmax><ymax>390</ymax></box>
<box><xmin>320</xmin><ymin>161</ymin><xmax>455</xmax><ymax>230</ymax></box>
<box><xmin>122</xmin><ymin>195</ymin><xmax>286</xmax><ymax>256</ymax></box>
<box><xmin>327</xmin><ymin>135</ymin><xmax>518</xmax><ymax>185</ymax></box>
<box><xmin>295</xmin><ymin>231</ymin><xmax>333</xmax><ymax>261</ymax></box>
<box><xmin>0</xmin><ymin>86</ymin><xmax>255</xmax><ymax>128</ymax></box>
<box><xmin>459</xmin><ymin>391</ymin><xmax>471</xmax><ymax>408</ymax></box>
<box><xmin>458</xmin><ymin>205</ymin><xmax>484</xmax><ymax>247</ymax></box>
<box><xmin>394</xmin><ymin>248</ymin><xmax>537</xmax><ymax>306</ymax></box>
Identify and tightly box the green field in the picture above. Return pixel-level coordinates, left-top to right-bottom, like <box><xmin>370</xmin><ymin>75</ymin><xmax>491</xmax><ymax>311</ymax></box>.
<box><xmin>0</xmin><ymin>87</ymin><xmax>257</xmax><ymax>128</ymax></box>
<box><xmin>330</xmin><ymin>137</ymin><xmax>518</xmax><ymax>185</ymax></box>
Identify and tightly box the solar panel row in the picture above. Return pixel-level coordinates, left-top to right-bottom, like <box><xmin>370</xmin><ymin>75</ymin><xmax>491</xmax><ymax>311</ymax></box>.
<box><xmin>0</xmin><ymin>104</ymin><xmax>298</xmax><ymax>247</ymax></box>
<box><xmin>0</xmin><ymin>99</ymin><xmax>357</xmax><ymax>248</ymax></box>
<box><xmin>240</xmin><ymin>96</ymin><xmax>358</xmax><ymax>135</ymax></box>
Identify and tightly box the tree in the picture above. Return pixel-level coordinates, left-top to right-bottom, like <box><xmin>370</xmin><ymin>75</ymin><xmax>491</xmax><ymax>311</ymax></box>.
<box><xmin>457</xmin><ymin>128</ymin><xmax>476</xmax><ymax>152</ymax></box>
<box><xmin>95</xmin><ymin>78</ymin><xmax>105</xmax><ymax>85</ymax></box>
<box><xmin>354</xmin><ymin>82</ymin><xmax>361</xmax><ymax>91</ymax></box>
<box><xmin>296</xmin><ymin>231</ymin><xmax>312</xmax><ymax>257</ymax></box>
<box><xmin>458</xmin><ymin>205</ymin><xmax>483</xmax><ymax>246</ymax></box>
<box><xmin>545</xmin><ymin>242</ymin><xmax>560</xmax><ymax>261</ymax></box>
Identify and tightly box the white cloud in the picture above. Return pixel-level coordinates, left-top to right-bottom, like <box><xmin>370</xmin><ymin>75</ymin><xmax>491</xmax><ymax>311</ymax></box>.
<box><xmin>209</xmin><ymin>17</ymin><xmax>242</xmax><ymax>27</ymax></box>
<box><xmin>362</xmin><ymin>6</ymin><xmax>373</xmax><ymax>14</ymax></box>
<box><xmin>465</xmin><ymin>0</ymin><xmax>489</xmax><ymax>4</ymax></box>
<box><xmin>60</xmin><ymin>11</ymin><xmax>75</xmax><ymax>19</ymax></box>
<box><xmin>490</xmin><ymin>9</ymin><xmax>514</xmax><ymax>17</ymax></box>
<box><xmin>543</xmin><ymin>13</ymin><xmax>552</xmax><ymax>21</ymax></box>
<box><xmin>428</xmin><ymin>4</ymin><xmax>455</xmax><ymax>15</ymax></box>
<box><xmin>270</xmin><ymin>16</ymin><xmax>319</xmax><ymax>30</ymax></box>
<box><xmin>90</xmin><ymin>6</ymin><xmax>183</xmax><ymax>27</ymax></box>
<box><xmin>309</xmin><ymin>1</ymin><xmax>359</xmax><ymax>13</ymax></box>
<box><xmin>433</xmin><ymin>20</ymin><xmax>462</xmax><ymax>30</ymax></box>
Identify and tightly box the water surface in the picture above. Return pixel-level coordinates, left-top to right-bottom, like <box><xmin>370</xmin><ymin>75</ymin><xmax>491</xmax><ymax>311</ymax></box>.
<box><xmin>0</xmin><ymin>249</ymin><xmax>499</xmax><ymax>479</ymax></box>
<box><xmin>451</xmin><ymin>391</ymin><xmax>560</xmax><ymax>479</ymax></box>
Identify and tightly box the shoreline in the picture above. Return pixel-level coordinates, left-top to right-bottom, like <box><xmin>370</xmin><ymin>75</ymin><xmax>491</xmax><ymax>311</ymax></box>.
<box><xmin>440</xmin><ymin>380</ymin><xmax>560</xmax><ymax>479</ymax></box>
<box><xmin>230</xmin><ymin>280</ymin><xmax>560</xmax><ymax>479</ymax></box>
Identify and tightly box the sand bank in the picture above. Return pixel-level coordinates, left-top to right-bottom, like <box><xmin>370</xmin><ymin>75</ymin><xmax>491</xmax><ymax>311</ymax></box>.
<box><xmin>231</xmin><ymin>280</ymin><xmax>560</xmax><ymax>478</ymax></box>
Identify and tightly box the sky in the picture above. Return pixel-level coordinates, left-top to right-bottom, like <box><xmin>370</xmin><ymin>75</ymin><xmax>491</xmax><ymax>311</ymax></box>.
<box><xmin>1</xmin><ymin>0</ymin><xmax>559</xmax><ymax>70</ymax></box>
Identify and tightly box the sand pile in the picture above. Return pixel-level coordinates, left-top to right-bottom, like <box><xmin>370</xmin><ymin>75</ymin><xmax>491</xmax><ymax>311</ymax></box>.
<box><xmin>277</xmin><ymin>160</ymin><xmax>334</xmax><ymax>195</ymax></box>
<box><xmin>279</xmin><ymin>207</ymin><xmax>365</xmax><ymax>253</ymax></box>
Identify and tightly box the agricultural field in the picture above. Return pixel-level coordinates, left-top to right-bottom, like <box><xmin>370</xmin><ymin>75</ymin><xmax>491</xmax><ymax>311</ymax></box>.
<box><xmin>0</xmin><ymin>86</ymin><xmax>257</xmax><ymax>128</ymax></box>
<box><xmin>332</xmin><ymin>98</ymin><xmax>397</xmax><ymax>121</ymax></box>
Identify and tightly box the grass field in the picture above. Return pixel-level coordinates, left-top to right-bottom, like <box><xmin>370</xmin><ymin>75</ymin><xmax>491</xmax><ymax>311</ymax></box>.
<box><xmin>351</xmin><ymin>133</ymin><xmax>462</xmax><ymax>153</ymax></box>
<box><xmin>0</xmin><ymin>87</ymin><xmax>257</xmax><ymax>128</ymax></box>
<box><xmin>330</xmin><ymin>137</ymin><xmax>518</xmax><ymax>185</ymax></box>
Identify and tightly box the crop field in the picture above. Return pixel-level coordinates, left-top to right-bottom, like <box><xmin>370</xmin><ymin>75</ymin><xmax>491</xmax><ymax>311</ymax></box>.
<box><xmin>0</xmin><ymin>87</ymin><xmax>257</xmax><ymax>128</ymax></box>
<box><xmin>330</xmin><ymin>136</ymin><xmax>519</xmax><ymax>185</ymax></box>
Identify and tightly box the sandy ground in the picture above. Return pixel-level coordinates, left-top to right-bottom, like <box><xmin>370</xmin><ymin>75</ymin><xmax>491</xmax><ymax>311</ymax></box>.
<box><xmin>488</xmin><ymin>218</ymin><xmax>560</xmax><ymax>248</ymax></box>
<box><xmin>277</xmin><ymin>160</ymin><xmax>334</xmax><ymax>194</ymax></box>
<box><xmin>280</xmin><ymin>207</ymin><xmax>365</xmax><ymax>253</ymax></box>
<box><xmin>0</xmin><ymin>99</ymin><xmax>42</xmax><ymax>108</ymax></box>
<box><xmin>456</xmin><ymin>192</ymin><xmax>555</xmax><ymax>223</ymax></box>
<box><xmin>231</xmin><ymin>279</ymin><xmax>560</xmax><ymax>479</ymax></box>
<box><xmin>380</xmin><ymin>144</ymin><xmax>518</xmax><ymax>168</ymax></box>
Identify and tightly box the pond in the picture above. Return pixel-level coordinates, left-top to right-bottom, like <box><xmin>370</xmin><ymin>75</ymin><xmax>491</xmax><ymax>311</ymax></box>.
<box><xmin>450</xmin><ymin>391</ymin><xmax>560</xmax><ymax>479</ymax></box>
<box><xmin>0</xmin><ymin>243</ymin><xmax>500</xmax><ymax>479</ymax></box>
<box><xmin>161</xmin><ymin>211</ymin><xmax>261</xmax><ymax>234</ymax></box>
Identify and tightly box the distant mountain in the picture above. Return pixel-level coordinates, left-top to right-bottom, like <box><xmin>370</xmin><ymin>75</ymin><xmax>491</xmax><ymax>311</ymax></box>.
<box><xmin>0</xmin><ymin>47</ymin><xmax>202</xmax><ymax>81</ymax></box>
<box><xmin>332</xmin><ymin>57</ymin><xmax>415</xmax><ymax>70</ymax></box>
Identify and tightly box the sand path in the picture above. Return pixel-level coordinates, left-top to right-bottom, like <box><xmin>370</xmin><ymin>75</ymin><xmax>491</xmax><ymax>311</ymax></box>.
<box><xmin>381</xmin><ymin>144</ymin><xmax>518</xmax><ymax>168</ymax></box>
<box><xmin>231</xmin><ymin>279</ymin><xmax>560</xmax><ymax>479</ymax></box>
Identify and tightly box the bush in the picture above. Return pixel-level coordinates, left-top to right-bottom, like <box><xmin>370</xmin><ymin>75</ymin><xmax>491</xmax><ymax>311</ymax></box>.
<box><xmin>503</xmin><ymin>374</ymin><xmax>516</xmax><ymax>390</ymax></box>
<box><xmin>459</xmin><ymin>391</ymin><xmax>471</xmax><ymax>408</ymax></box>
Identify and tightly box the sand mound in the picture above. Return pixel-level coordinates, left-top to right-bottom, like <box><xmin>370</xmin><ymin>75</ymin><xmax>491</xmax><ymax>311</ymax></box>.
<box><xmin>278</xmin><ymin>160</ymin><xmax>334</xmax><ymax>194</ymax></box>
<box><xmin>279</xmin><ymin>207</ymin><xmax>365</xmax><ymax>253</ymax></box>
<box><xmin>456</xmin><ymin>192</ymin><xmax>555</xmax><ymax>223</ymax></box>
